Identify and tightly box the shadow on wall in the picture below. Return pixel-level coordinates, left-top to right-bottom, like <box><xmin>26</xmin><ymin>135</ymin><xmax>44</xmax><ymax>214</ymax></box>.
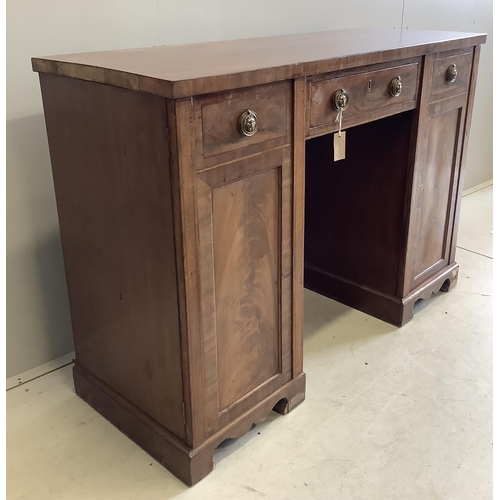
<box><xmin>6</xmin><ymin>114</ymin><xmax>74</xmax><ymax>378</ymax></box>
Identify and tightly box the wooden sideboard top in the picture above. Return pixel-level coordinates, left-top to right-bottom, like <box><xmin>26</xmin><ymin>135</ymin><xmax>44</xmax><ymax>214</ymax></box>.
<box><xmin>32</xmin><ymin>28</ymin><xmax>486</xmax><ymax>99</ymax></box>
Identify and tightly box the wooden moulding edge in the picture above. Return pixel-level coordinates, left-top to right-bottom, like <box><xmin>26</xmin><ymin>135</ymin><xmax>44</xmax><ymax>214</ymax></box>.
<box><xmin>304</xmin><ymin>262</ymin><xmax>460</xmax><ymax>326</ymax></box>
<box><xmin>73</xmin><ymin>363</ymin><xmax>306</xmax><ymax>485</ymax></box>
<box><xmin>31</xmin><ymin>34</ymin><xmax>486</xmax><ymax>100</ymax></box>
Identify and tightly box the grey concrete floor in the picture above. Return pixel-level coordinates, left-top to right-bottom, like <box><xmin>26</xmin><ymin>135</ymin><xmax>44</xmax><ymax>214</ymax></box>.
<box><xmin>6</xmin><ymin>186</ymin><xmax>493</xmax><ymax>499</ymax></box>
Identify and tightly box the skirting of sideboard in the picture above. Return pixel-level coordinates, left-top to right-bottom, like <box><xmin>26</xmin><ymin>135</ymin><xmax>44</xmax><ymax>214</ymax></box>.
<box><xmin>73</xmin><ymin>364</ymin><xmax>306</xmax><ymax>486</ymax></box>
<box><xmin>304</xmin><ymin>262</ymin><xmax>460</xmax><ymax>327</ymax></box>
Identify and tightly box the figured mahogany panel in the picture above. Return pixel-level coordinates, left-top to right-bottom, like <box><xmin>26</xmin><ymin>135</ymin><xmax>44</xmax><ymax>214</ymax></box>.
<box><xmin>412</xmin><ymin>107</ymin><xmax>461</xmax><ymax>281</ymax></box>
<box><xmin>212</xmin><ymin>168</ymin><xmax>280</xmax><ymax>410</ymax></box>
<box><xmin>193</xmin><ymin>147</ymin><xmax>293</xmax><ymax>435</ymax></box>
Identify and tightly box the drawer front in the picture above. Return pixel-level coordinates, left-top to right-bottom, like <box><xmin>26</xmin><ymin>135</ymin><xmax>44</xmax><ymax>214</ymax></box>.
<box><xmin>430</xmin><ymin>50</ymin><xmax>472</xmax><ymax>100</ymax></box>
<box><xmin>194</xmin><ymin>81</ymin><xmax>292</xmax><ymax>169</ymax></box>
<box><xmin>309</xmin><ymin>62</ymin><xmax>420</xmax><ymax>132</ymax></box>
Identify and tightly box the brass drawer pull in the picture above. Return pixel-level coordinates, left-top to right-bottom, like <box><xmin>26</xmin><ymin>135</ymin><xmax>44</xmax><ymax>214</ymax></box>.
<box><xmin>389</xmin><ymin>76</ymin><xmax>403</xmax><ymax>97</ymax></box>
<box><xmin>333</xmin><ymin>88</ymin><xmax>350</xmax><ymax>111</ymax></box>
<box><xmin>239</xmin><ymin>109</ymin><xmax>258</xmax><ymax>136</ymax></box>
<box><xmin>446</xmin><ymin>63</ymin><xmax>458</xmax><ymax>83</ymax></box>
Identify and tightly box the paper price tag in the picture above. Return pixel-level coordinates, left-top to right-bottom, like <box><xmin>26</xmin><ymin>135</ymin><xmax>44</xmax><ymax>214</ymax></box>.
<box><xmin>334</xmin><ymin>131</ymin><xmax>346</xmax><ymax>161</ymax></box>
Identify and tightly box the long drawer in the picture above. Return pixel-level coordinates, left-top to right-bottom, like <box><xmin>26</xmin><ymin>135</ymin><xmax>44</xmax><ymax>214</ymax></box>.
<box><xmin>308</xmin><ymin>61</ymin><xmax>420</xmax><ymax>136</ymax></box>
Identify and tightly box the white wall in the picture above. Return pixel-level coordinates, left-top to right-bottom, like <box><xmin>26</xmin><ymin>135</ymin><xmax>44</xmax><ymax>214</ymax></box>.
<box><xmin>402</xmin><ymin>0</ymin><xmax>493</xmax><ymax>190</ymax></box>
<box><xmin>6</xmin><ymin>0</ymin><xmax>160</xmax><ymax>378</ymax></box>
<box><xmin>6</xmin><ymin>0</ymin><xmax>492</xmax><ymax>377</ymax></box>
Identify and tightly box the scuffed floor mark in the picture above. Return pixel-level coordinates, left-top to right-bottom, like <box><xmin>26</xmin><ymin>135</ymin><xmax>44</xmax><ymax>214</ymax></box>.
<box><xmin>243</xmin><ymin>484</ymin><xmax>266</xmax><ymax>496</ymax></box>
<box><xmin>461</xmin><ymin>362</ymin><xmax>492</xmax><ymax>400</ymax></box>
<box><xmin>360</xmin><ymin>381</ymin><xmax>413</xmax><ymax>442</ymax></box>
<box><xmin>337</xmin><ymin>459</ymin><xmax>354</xmax><ymax>499</ymax></box>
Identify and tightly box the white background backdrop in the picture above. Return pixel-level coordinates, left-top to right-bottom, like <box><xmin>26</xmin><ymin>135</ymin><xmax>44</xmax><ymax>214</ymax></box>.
<box><xmin>6</xmin><ymin>0</ymin><xmax>493</xmax><ymax>377</ymax></box>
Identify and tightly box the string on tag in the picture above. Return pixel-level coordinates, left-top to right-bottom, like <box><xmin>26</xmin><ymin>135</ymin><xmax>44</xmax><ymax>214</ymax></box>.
<box><xmin>335</xmin><ymin>109</ymin><xmax>343</xmax><ymax>137</ymax></box>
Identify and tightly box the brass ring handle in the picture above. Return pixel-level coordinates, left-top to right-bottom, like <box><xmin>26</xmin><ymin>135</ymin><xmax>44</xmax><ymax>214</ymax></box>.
<box><xmin>446</xmin><ymin>64</ymin><xmax>458</xmax><ymax>83</ymax></box>
<box><xmin>239</xmin><ymin>109</ymin><xmax>258</xmax><ymax>137</ymax></box>
<box><xmin>389</xmin><ymin>76</ymin><xmax>403</xmax><ymax>97</ymax></box>
<box><xmin>333</xmin><ymin>89</ymin><xmax>350</xmax><ymax>111</ymax></box>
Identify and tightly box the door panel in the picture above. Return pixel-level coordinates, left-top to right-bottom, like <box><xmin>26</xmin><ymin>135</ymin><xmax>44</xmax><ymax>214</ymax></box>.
<box><xmin>412</xmin><ymin>107</ymin><xmax>460</xmax><ymax>279</ymax></box>
<box><xmin>410</xmin><ymin>94</ymin><xmax>466</xmax><ymax>288</ymax></box>
<box><xmin>194</xmin><ymin>147</ymin><xmax>292</xmax><ymax>436</ymax></box>
<box><xmin>212</xmin><ymin>168</ymin><xmax>281</xmax><ymax>410</ymax></box>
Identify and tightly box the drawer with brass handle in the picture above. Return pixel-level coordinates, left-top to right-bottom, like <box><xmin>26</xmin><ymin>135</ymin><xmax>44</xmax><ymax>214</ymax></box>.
<box><xmin>308</xmin><ymin>62</ymin><xmax>420</xmax><ymax>136</ymax></box>
<box><xmin>430</xmin><ymin>49</ymin><xmax>473</xmax><ymax>101</ymax></box>
<box><xmin>193</xmin><ymin>81</ymin><xmax>292</xmax><ymax>170</ymax></box>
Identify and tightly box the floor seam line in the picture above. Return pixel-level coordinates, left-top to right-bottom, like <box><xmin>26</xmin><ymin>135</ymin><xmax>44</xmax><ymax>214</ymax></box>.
<box><xmin>456</xmin><ymin>245</ymin><xmax>493</xmax><ymax>260</ymax></box>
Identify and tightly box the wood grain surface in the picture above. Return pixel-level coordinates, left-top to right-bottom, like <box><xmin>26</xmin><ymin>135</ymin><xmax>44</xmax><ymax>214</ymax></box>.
<box><xmin>412</xmin><ymin>106</ymin><xmax>461</xmax><ymax>280</ymax></box>
<box><xmin>39</xmin><ymin>74</ymin><xmax>186</xmax><ymax>441</ymax></box>
<box><xmin>193</xmin><ymin>81</ymin><xmax>292</xmax><ymax>169</ymax></box>
<box><xmin>292</xmin><ymin>77</ymin><xmax>306</xmax><ymax>378</ymax></box>
<box><xmin>309</xmin><ymin>61</ymin><xmax>419</xmax><ymax>128</ymax></box>
<box><xmin>448</xmin><ymin>46</ymin><xmax>482</xmax><ymax>264</ymax></box>
<box><xmin>32</xmin><ymin>29</ymin><xmax>486</xmax><ymax>98</ymax></box>
<box><xmin>193</xmin><ymin>148</ymin><xmax>293</xmax><ymax>437</ymax></box>
<box><xmin>212</xmin><ymin>167</ymin><xmax>280</xmax><ymax>410</ymax></box>
<box><xmin>409</xmin><ymin>92</ymin><xmax>468</xmax><ymax>288</ymax></box>
<box><xmin>430</xmin><ymin>49</ymin><xmax>473</xmax><ymax>101</ymax></box>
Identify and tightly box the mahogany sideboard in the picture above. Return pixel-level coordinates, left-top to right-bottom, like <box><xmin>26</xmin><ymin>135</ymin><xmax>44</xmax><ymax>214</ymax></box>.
<box><xmin>33</xmin><ymin>28</ymin><xmax>486</xmax><ymax>485</ymax></box>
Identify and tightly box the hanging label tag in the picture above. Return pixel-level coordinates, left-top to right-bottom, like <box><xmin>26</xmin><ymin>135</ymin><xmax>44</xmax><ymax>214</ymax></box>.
<box><xmin>334</xmin><ymin>131</ymin><xmax>346</xmax><ymax>161</ymax></box>
<box><xmin>333</xmin><ymin>110</ymin><xmax>346</xmax><ymax>161</ymax></box>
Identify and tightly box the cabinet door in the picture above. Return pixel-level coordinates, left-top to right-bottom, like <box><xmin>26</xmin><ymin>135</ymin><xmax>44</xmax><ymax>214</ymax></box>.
<box><xmin>194</xmin><ymin>147</ymin><xmax>293</xmax><ymax>438</ymax></box>
<box><xmin>407</xmin><ymin>92</ymin><xmax>468</xmax><ymax>290</ymax></box>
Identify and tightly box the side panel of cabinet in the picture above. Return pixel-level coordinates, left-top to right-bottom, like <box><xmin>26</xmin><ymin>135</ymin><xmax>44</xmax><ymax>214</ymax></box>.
<box><xmin>40</xmin><ymin>74</ymin><xmax>186</xmax><ymax>441</ymax></box>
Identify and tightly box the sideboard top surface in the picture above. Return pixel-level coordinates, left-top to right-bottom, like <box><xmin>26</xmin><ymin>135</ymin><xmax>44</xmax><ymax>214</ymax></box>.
<box><xmin>32</xmin><ymin>28</ymin><xmax>486</xmax><ymax>98</ymax></box>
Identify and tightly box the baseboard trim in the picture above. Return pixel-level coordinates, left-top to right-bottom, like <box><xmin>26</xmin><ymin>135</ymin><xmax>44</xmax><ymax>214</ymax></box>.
<box><xmin>462</xmin><ymin>179</ymin><xmax>492</xmax><ymax>197</ymax></box>
<box><xmin>6</xmin><ymin>351</ymin><xmax>75</xmax><ymax>391</ymax></box>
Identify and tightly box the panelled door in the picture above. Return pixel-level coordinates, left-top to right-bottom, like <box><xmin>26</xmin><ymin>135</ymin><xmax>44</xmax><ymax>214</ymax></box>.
<box><xmin>193</xmin><ymin>147</ymin><xmax>293</xmax><ymax>439</ymax></box>
<box><xmin>405</xmin><ymin>50</ymin><xmax>472</xmax><ymax>293</ymax></box>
